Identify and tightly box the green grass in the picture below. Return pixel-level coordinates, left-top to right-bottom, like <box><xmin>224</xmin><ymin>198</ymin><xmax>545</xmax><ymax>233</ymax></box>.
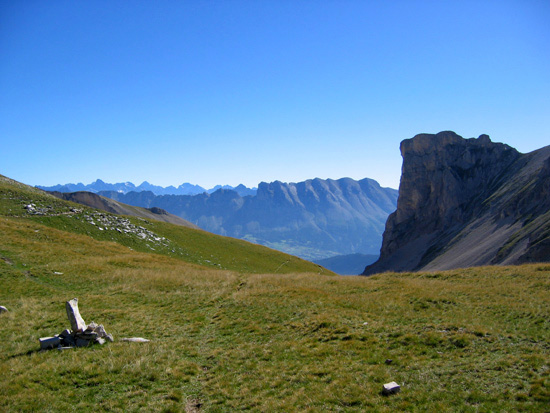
<box><xmin>1</xmin><ymin>175</ymin><xmax>549</xmax><ymax>411</ymax></box>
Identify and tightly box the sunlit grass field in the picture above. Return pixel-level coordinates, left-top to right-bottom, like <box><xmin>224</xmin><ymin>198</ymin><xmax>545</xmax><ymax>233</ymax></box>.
<box><xmin>1</xmin><ymin>176</ymin><xmax>549</xmax><ymax>411</ymax></box>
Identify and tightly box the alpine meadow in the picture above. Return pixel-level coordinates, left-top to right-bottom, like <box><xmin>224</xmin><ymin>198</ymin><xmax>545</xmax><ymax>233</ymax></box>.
<box><xmin>1</xmin><ymin>175</ymin><xmax>549</xmax><ymax>411</ymax></box>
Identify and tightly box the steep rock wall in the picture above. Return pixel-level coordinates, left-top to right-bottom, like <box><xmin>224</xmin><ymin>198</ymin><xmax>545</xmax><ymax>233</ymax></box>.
<box><xmin>364</xmin><ymin>131</ymin><xmax>550</xmax><ymax>274</ymax></box>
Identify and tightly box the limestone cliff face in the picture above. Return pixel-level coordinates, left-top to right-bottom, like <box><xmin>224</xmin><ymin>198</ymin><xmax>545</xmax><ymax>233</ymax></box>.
<box><xmin>363</xmin><ymin>131</ymin><xmax>550</xmax><ymax>275</ymax></box>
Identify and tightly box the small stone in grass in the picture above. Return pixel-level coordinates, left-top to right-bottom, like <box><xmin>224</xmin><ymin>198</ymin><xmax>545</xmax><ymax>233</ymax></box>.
<box><xmin>382</xmin><ymin>381</ymin><xmax>400</xmax><ymax>395</ymax></box>
<box><xmin>121</xmin><ymin>337</ymin><xmax>150</xmax><ymax>343</ymax></box>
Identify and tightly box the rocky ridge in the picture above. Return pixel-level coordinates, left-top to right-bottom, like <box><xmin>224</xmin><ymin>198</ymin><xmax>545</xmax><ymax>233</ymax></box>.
<box><xmin>364</xmin><ymin>131</ymin><xmax>550</xmax><ymax>274</ymax></box>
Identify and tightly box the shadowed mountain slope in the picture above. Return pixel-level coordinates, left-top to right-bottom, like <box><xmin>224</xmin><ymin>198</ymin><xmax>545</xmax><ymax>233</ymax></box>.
<box><xmin>364</xmin><ymin>131</ymin><xmax>550</xmax><ymax>275</ymax></box>
<box><xmin>100</xmin><ymin>177</ymin><xmax>398</xmax><ymax>261</ymax></box>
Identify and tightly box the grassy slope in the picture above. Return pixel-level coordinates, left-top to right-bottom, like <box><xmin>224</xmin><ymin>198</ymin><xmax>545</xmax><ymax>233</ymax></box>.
<box><xmin>1</xmin><ymin>176</ymin><xmax>549</xmax><ymax>411</ymax></box>
<box><xmin>0</xmin><ymin>175</ymin><xmax>327</xmax><ymax>275</ymax></box>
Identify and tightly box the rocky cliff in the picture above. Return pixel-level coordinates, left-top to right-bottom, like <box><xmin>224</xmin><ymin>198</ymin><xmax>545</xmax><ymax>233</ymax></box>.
<box><xmin>363</xmin><ymin>131</ymin><xmax>550</xmax><ymax>275</ymax></box>
<box><xmin>99</xmin><ymin>177</ymin><xmax>398</xmax><ymax>261</ymax></box>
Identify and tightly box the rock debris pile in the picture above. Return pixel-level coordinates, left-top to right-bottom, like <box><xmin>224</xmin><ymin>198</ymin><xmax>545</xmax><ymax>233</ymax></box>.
<box><xmin>24</xmin><ymin>203</ymin><xmax>56</xmax><ymax>216</ymax></box>
<box><xmin>39</xmin><ymin>298</ymin><xmax>113</xmax><ymax>350</ymax></box>
<box><xmin>81</xmin><ymin>212</ymin><xmax>169</xmax><ymax>245</ymax></box>
<box><xmin>22</xmin><ymin>200</ymin><xmax>173</xmax><ymax>250</ymax></box>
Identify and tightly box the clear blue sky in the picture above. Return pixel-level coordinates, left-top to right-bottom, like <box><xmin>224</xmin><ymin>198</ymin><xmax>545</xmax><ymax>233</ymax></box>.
<box><xmin>1</xmin><ymin>0</ymin><xmax>549</xmax><ymax>189</ymax></box>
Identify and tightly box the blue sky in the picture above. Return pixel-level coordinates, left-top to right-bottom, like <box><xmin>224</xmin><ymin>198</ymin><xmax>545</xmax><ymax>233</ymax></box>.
<box><xmin>1</xmin><ymin>1</ymin><xmax>549</xmax><ymax>189</ymax></box>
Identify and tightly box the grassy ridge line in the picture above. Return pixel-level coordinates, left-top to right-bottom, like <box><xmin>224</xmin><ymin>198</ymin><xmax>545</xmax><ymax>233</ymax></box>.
<box><xmin>1</xmin><ymin>216</ymin><xmax>549</xmax><ymax>410</ymax></box>
<box><xmin>0</xmin><ymin>175</ymin><xmax>329</xmax><ymax>275</ymax></box>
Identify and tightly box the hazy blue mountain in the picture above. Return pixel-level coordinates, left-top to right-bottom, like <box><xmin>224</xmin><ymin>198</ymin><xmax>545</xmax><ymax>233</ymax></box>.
<box><xmin>314</xmin><ymin>253</ymin><xmax>379</xmax><ymax>275</ymax></box>
<box><xmin>135</xmin><ymin>181</ymin><xmax>207</xmax><ymax>195</ymax></box>
<box><xmin>175</xmin><ymin>183</ymin><xmax>209</xmax><ymax>195</ymax></box>
<box><xmin>44</xmin><ymin>183</ymin><xmax>89</xmax><ymax>193</ymax></box>
<box><xmin>207</xmin><ymin>185</ymin><xmax>234</xmax><ymax>193</ymax></box>
<box><xmin>208</xmin><ymin>184</ymin><xmax>257</xmax><ymax>197</ymax></box>
<box><xmin>99</xmin><ymin>177</ymin><xmax>398</xmax><ymax>261</ymax></box>
<box><xmin>38</xmin><ymin>180</ymin><xmax>256</xmax><ymax>196</ymax></box>
<box><xmin>38</xmin><ymin>179</ymin><xmax>138</xmax><ymax>194</ymax></box>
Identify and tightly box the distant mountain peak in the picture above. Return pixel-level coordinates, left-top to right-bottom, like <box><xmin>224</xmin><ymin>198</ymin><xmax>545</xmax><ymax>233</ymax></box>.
<box><xmin>37</xmin><ymin>180</ymin><xmax>257</xmax><ymax>197</ymax></box>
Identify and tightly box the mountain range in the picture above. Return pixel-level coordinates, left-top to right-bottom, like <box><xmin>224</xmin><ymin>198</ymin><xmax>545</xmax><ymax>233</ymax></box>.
<box><xmin>364</xmin><ymin>131</ymin><xmax>550</xmax><ymax>275</ymax></box>
<box><xmin>97</xmin><ymin>177</ymin><xmax>398</xmax><ymax>261</ymax></box>
<box><xmin>37</xmin><ymin>179</ymin><xmax>257</xmax><ymax>197</ymax></box>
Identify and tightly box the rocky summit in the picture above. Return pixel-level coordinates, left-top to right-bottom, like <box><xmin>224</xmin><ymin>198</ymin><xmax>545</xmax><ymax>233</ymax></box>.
<box><xmin>363</xmin><ymin>131</ymin><xmax>550</xmax><ymax>275</ymax></box>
